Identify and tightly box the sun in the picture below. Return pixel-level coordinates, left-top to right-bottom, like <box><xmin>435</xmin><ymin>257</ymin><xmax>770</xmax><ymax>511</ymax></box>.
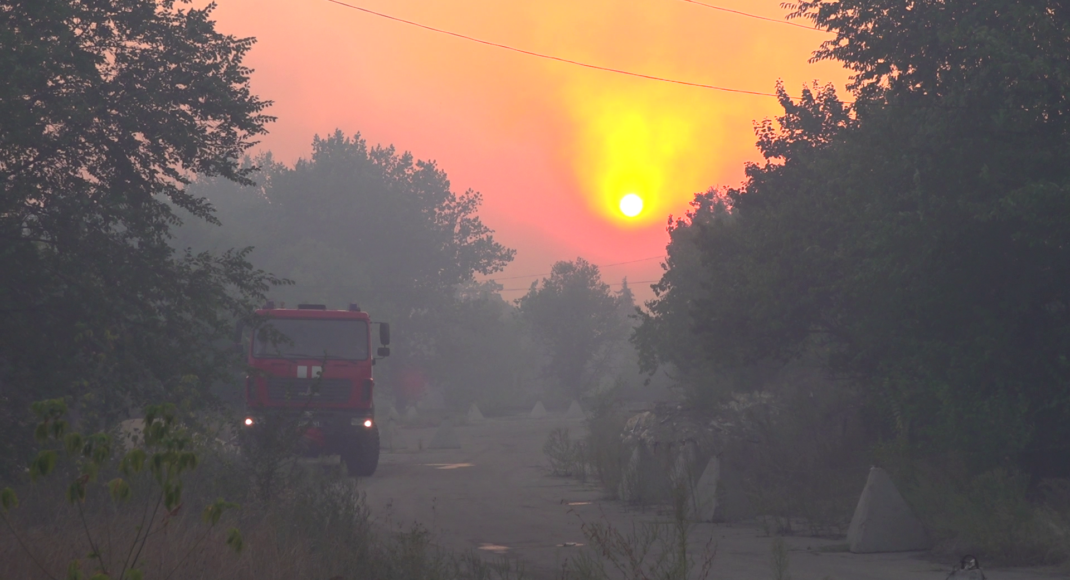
<box><xmin>619</xmin><ymin>193</ymin><xmax>644</xmax><ymax>217</ymax></box>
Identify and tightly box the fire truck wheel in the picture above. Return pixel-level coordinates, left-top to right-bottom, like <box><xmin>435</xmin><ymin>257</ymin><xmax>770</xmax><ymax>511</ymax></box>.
<box><xmin>343</xmin><ymin>424</ymin><xmax>380</xmax><ymax>477</ymax></box>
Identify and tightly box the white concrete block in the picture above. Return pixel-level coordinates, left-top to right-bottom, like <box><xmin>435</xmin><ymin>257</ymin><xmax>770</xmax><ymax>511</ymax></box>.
<box><xmin>564</xmin><ymin>400</ymin><xmax>584</xmax><ymax>420</ymax></box>
<box><xmin>689</xmin><ymin>457</ymin><xmax>720</xmax><ymax>522</ymax></box>
<box><xmin>467</xmin><ymin>403</ymin><xmax>485</xmax><ymax>424</ymax></box>
<box><xmin>428</xmin><ymin>418</ymin><xmax>461</xmax><ymax>449</ymax></box>
<box><xmin>529</xmin><ymin>401</ymin><xmax>547</xmax><ymax>419</ymax></box>
<box><xmin>847</xmin><ymin>467</ymin><xmax>929</xmax><ymax>553</ymax></box>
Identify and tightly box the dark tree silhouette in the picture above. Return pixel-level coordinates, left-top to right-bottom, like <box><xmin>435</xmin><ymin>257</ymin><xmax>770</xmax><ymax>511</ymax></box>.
<box><xmin>0</xmin><ymin>0</ymin><xmax>281</xmax><ymax>475</ymax></box>
<box><xmin>517</xmin><ymin>258</ymin><xmax>630</xmax><ymax>398</ymax></box>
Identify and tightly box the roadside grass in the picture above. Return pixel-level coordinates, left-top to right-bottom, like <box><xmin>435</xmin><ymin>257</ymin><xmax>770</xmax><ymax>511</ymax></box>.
<box><xmin>1</xmin><ymin>443</ymin><xmax>527</xmax><ymax>580</ymax></box>
<box><xmin>544</xmin><ymin>427</ymin><xmax>587</xmax><ymax>479</ymax></box>
<box><xmin>894</xmin><ymin>461</ymin><xmax>1070</xmax><ymax>567</ymax></box>
<box><xmin>558</xmin><ymin>483</ymin><xmax>716</xmax><ymax>580</ymax></box>
<box><xmin>563</xmin><ymin>390</ymin><xmax>1070</xmax><ymax>569</ymax></box>
<box><xmin>769</xmin><ymin>536</ymin><xmax>791</xmax><ymax>580</ymax></box>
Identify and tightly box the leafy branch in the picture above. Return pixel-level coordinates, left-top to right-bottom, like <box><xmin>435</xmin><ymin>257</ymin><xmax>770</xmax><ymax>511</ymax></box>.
<box><xmin>1</xmin><ymin>399</ymin><xmax>243</xmax><ymax>580</ymax></box>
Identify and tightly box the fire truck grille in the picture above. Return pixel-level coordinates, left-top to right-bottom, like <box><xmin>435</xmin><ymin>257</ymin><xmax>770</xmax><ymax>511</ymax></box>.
<box><xmin>265</xmin><ymin>378</ymin><xmax>353</xmax><ymax>403</ymax></box>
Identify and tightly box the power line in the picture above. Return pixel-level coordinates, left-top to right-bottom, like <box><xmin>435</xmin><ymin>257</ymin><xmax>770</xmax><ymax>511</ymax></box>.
<box><xmin>677</xmin><ymin>0</ymin><xmax>825</xmax><ymax>31</ymax></box>
<box><xmin>323</xmin><ymin>0</ymin><xmax>782</xmax><ymax>98</ymax></box>
<box><xmin>498</xmin><ymin>279</ymin><xmax>661</xmax><ymax>292</ymax></box>
<box><xmin>488</xmin><ymin>255</ymin><xmax>664</xmax><ymax>282</ymax></box>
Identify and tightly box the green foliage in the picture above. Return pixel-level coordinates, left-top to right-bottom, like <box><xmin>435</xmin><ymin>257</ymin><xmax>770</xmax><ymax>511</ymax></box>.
<box><xmin>106</xmin><ymin>478</ymin><xmax>131</xmax><ymax>502</ymax></box>
<box><xmin>120</xmin><ymin>449</ymin><xmax>147</xmax><ymax>477</ymax></box>
<box><xmin>0</xmin><ymin>486</ymin><xmax>17</xmax><ymax>511</ymax></box>
<box><xmin>176</xmin><ymin>131</ymin><xmax>516</xmax><ymax>407</ymax></box>
<box><xmin>543</xmin><ymin>427</ymin><xmax>586</xmax><ymax>478</ymax></box>
<box><xmin>769</xmin><ymin>537</ymin><xmax>791</xmax><ymax>580</ymax></box>
<box><xmin>788</xmin><ymin>0</ymin><xmax>1070</xmax><ymax>108</ymax></box>
<box><xmin>3</xmin><ymin>439</ymin><xmax>535</xmax><ymax>579</ymax></box>
<box><xmin>517</xmin><ymin>258</ymin><xmax>633</xmax><ymax>398</ymax></box>
<box><xmin>203</xmin><ymin>498</ymin><xmax>240</xmax><ymax>526</ymax></box>
<box><xmin>235</xmin><ymin>410</ymin><xmax>317</xmax><ymax>502</ymax></box>
<box><xmin>632</xmin><ymin>191</ymin><xmax>731</xmax><ymax>404</ymax></box>
<box><xmin>422</xmin><ymin>280</ymin><xmax>541</xmax><ymax>411</ymax></box>
<box><xmin>641</xmin><ymin>0</ymin><xmax>1070</xmax><ymax>481</ymax></box>
<box><xmin>29</xmin><ymin>451</ymin><xmax>58</xmax><ymax>482</ymax></box>
<box><xmin>225</xmin><ymin>527</ymin><xmax>244</xmax><ymax>554</ymax></box>
<box><xmin>900</xmin><ymin>464</ymin><xmax>1070</xmax><ymax>566</ymax></box>
<box><xmin>581</xmin><ymin>393</ymin><xmax>629</xmax><ymax>497</ymax></box>
<box><xmin>1</xmin><ymin>401</ymin><xmax>241</xmax><ymax>580</ymax></box>
<box><xmin>0</xmin><ymin>0</ymin><xmax>284</xmax><ymax>477</ymax></box>
<box><xmin>179</xmin><ymin>131</ymin><xmax>515</xmax><ymax>313</ymax></box>
<box><xmin>561</xmin><ymin>505</ymin><xmax>715</xmax><ymax>580</ymax></box>
<box><xmin>248</xmin><ymin>466</ymin><xmax>525</xmax><ymax>579</ymax></box>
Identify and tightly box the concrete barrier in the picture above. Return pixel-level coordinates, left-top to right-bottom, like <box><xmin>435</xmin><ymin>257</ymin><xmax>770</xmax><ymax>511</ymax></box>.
<box><xmin>417</xmin><ymin>388</ymin><xmax>446</xmax><ymax>411</ymax></box>
<box><xmin>689</xmin><ymin>457</ymin><xmax>720</xmax><ymax>521</ymax></box>
<box><xmin>381</xmin><ymin>417</ymin><xmax>406</xmax><ymax>451</ymax></box>
<box><xmin>467</xmin><ymin>403</ymin><xmax>485</xmax><ymax>424</ymax></box>
<box><xmin>428</xmin><ymin>418</ymin><xmax>461</xmax><ymax>449</ymax></box>
<box><xmin>564</xmin><ymin>400</ymin><xmax>584</xmax><ymax>420</ymax></box>
<box><xmin>847</xmin><ymin>467</ymin><xmax>929</xmax><ymax>553</ymax></box>
<box><xmin>529</xmin><ymin>401</ymin><xmax>547</xmax><ymax>419</ymax></box>
<box><xmin>382</xmin><ymin>404</ymin><xmax>400</xmax><ymax>422</ymax></box>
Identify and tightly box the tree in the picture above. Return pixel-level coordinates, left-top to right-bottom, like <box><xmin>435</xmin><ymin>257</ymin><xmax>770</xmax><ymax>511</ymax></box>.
<box><xmin>419</xmin><ymin>280</ymin><xmax>541</xmax><ymax>411</ymax></box>
<box><xmin>517</xmin><ymin>258</ymin><xmax>630</xmax><ymax>398</ymax></box>
<box><xmin>633</xmin><ymin>190</ymin><xmax>729</xmax><ymax>404</ymax></box>
<box><xmin>643</xmin><ymin>0</ymin><xmax>1070</xmax><ymax>478</ymax></box>
<box><xmin>785</xmin><ymin>0</ymin><xmax>1070</xmax><ymax>478</ymax></box>
<box><xmin>182</xmin><ymin>131</ymin><xmax>514</xmax><ymax>313</ymax></box>
<box><xmin>0</xmin><ymin>0</ymin><xmax>279</xmax><ymax>476</ymax></box>
<box><xmin>175</xmin><ymin>131</ymin><xmax>517</xmax><ymax>407</ymax></box>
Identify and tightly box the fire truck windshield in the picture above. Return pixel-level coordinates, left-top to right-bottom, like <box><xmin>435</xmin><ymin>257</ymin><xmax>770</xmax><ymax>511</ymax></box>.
<box><xmin>253</xmin><ymin>318</ymin><xmax>369</xmax><ymax>361</ymax></box>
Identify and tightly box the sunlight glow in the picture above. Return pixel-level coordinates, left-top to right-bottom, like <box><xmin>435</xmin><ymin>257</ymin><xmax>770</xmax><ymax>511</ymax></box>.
<box><xmin>619</xmin><ymin>193</ymin><xmax>643</xmax><ymax>217</ymax></box>
<box><xmin>560</xmin><ymin>84</ymin><xmax>727</xmax><ymax>227</ymax></box>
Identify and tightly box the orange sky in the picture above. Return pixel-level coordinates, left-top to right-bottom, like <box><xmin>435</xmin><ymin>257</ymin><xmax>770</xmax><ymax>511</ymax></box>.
<box><xmin>207</xmin><ymin>0</ymin><xmax>850</xmax><ymax>303</ymax></box>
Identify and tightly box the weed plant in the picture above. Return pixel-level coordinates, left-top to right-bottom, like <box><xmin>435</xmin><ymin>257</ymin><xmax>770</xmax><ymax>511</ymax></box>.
<box><xmin>769</xmin><ymin>536</ymin><xmax>791</xmax><ymax>580</ymax></box>
<box><xmin>560</xmin><ymin>483</ymin><xmax>715</xmax><ymax>580</ymax></box>
<box><xmin>544</xmin><ymin>427</ymin><xmax>587</xmax><ymax>479</ymax></box>
<box><xmin>1</xmin><ymin>452</ymin><xmax>529</xmax><ymax>580</ymax></box>
<box><xmin>0</xmin><ymin>401</ymin><xmax>528</xmax><ymax>580</ymax></box>
<box><xmin>893</xmin><ymin>459</ymin><xmax>1070</xmax><ymax>566</ymax></box>
<box><xmin>579</xmin><ymin>396</ymin><xmax>630</xmax><ymax>499</ymax></box>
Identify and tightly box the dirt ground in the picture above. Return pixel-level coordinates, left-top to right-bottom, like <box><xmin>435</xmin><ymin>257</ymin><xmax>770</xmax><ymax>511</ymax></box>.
<box><xmin>358</xmin><ymin>412</ymin><xmax>1065</xmax><ymax>580</ymax></box>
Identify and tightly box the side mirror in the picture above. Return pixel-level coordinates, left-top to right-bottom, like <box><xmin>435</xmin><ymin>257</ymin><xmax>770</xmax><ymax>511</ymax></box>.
<box><xmin>233</xmin><ymin>321</ymin><xmax>245</xmax><ymax>345</ymax></box>
<box><xmin>379</xmin><ymin>323</ymin><xmax>391</xmax><ymax>346</ymax></box>
<box><xmin>377</xmin><ymin>346</ymin><xmax>391</xmax><ymax>358</ymax></box>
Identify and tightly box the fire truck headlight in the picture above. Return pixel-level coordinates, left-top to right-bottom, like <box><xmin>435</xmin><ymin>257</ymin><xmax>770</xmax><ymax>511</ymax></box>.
<box><xmin>364</xmin><ymin>419</ymin><xmax>373</xmax><ymax>428</ymax></box>
<box><xmin>351</xmin><ymin>418</ymin><xmax>373</xmax><ymax>428</ymax></box>
<box><xmin>243</xmin><ymin>417</ymin><xmax>255</xmax><ymax>427</ymax></box>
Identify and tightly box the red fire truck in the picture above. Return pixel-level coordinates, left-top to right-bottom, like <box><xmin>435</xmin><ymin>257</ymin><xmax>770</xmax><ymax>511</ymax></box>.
<box><xmin>238</xmin><ymin>302</ymin><xmax>390</xmax><ymax>476</ymax></box>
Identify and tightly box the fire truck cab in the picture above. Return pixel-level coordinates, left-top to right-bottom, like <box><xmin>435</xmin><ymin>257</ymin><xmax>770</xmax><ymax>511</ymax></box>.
<box><xmin>239</xmin><ymin>302</ymin><xmax>389</xmax><ymax>476</ymax></box>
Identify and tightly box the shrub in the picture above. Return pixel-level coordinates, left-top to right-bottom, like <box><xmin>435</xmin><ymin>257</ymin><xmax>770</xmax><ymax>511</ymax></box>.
<box><xmin>1</xmin><ymin>400</ymin><xmax>242</xmax><ymax>580</ymax></box>
<box><xmin>581</xmin><ymin>398</ymin><xmax>630</xmax><ymax>498</ymax></box>
<box><xmin>0</xmin><ymin>400</ymin><xmax>529</xmax><ymax>580</ymax></box>
<box><xmin>716</xmin><ymin>379</ymin><xmax>867</xmax><ymax>536</ymax></box>
<box><xmin>901</xmin><ymin>463</ymin><xmax>1070</xmax><ymax>566</ymax></box>
<box><xmin>544</xmin><ymin>428</ymin><xmax>587</xmax><ymax>478</ymax></box>
<box><xmin>559</xmin><ymin>490</ymin><xmax>715</xmax><ymax>580</ymax></box>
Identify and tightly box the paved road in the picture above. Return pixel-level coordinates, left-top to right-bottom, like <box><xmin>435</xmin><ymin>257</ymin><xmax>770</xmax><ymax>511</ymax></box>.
<box><xmin>358</xmin><ymin>413</ymin><xmax>1064</xmax><ymax>580</ymax></box>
